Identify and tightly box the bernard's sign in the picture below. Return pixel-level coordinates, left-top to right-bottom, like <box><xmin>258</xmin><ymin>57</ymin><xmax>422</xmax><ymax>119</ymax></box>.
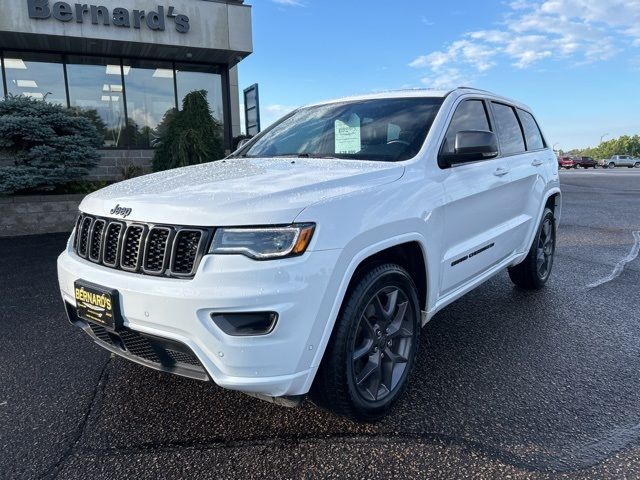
<box><xmin>27</xmin><ymin>0</ymin><xmax>190</xmax><ymax>33</ymax></box>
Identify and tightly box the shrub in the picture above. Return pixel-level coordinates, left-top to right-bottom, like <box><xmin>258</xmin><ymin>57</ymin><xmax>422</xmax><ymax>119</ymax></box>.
<box><xmin>120</xmin><ymin>164</ymin><xmax>144</xmax><ymax>180</ymax></box>
<box><xmin>153</xmin><ymin>90</ymin><xmax>225</xmax><ymax>171</ymax></box>
<box><xmin>0</xmin><ymin>95</ymin><xmax>103</xmax><ymax>195</ymax></box>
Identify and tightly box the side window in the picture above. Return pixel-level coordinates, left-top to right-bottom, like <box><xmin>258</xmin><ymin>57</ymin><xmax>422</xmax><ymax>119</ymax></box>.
<box><xmin>441</xmin><ymin>100</ymin><xmax>491</xmax><ymax>156</ymax></box>
<box><xmin>517</xmin><ymin>109</ymin><xmax>545</xmax><ymax>150</ymax></box>
<box><xmin>492</xmin><ymin>103</ymin><xmax>525</xmax><ymax>156</ymax></box>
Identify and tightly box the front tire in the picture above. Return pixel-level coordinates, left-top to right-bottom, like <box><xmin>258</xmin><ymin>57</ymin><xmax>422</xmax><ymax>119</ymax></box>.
<box><xmin>508</xmin><ymin>208</ymin><xmax>556</xmax><ymax>290</ymax></box>
<box><xmin>311</xmin><ymin>263</ymin><xmax>420</xmax><ymax>421</ymax></box>
<box><xmin>609</xmin><ymin>162</ymin><xmax>616</xmax><ymax>169</ymax></box>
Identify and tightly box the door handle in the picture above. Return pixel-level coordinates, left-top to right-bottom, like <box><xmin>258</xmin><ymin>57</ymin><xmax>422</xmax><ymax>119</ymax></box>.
<box><xmin>493</xmin><ymin>167</ymin><xmax>510</xmax><ymax>177</ymax></box>
<box><xmin>531</xmin><ymin>159</ymin><xmax>544</xmax><ymax>166</ymax></box>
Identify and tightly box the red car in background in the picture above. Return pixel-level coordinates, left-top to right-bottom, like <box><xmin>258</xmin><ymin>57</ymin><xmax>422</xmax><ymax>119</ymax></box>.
<box><xmin>576</xmin><ymin>156</ymin><xmax>598</xmax><ymax>168</ymax></box>
<box><xmin>557</xmin><ymin>156</ymin><xmax>598</xmax><ymax>169</ymax></box>
<box><xmin>558</xmin><ymin>156</ymin><xmax>577</xmax><ymax>169</ymax></box>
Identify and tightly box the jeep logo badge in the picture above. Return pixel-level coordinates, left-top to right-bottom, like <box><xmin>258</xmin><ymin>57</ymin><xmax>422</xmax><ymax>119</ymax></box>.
<box><xmin>110</xmin><ymin>204</ymin><xmax>132</xmax><ymax>218</ymax></box>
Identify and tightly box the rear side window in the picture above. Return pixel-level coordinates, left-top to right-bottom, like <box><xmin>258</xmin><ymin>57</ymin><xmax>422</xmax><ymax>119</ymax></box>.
<box><xmin>492</xmin><ymin>103</ymin><xmax>525</xmax><ymax>156</ymax></box>
<box><xmin>441</xmin><ymin>100</ymin><xmax>491</xmax><ymax>156</ymax></box>
<box><xmin>517</xmin><ymin>109</ymin><xmax>545</xmax><ymax>150</ymax></box>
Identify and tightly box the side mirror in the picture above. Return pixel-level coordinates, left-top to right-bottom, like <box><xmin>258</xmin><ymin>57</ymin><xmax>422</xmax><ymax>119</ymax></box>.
<box><xmin>441</xmin><ymin>130</ymin><xmax>499</xmax><ymax>166</ymax></box>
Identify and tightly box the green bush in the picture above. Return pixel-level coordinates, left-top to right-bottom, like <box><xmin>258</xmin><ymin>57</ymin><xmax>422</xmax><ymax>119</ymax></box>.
<box><xmin>153</xmin><ymin>90</ymin><xmax>225</xmax><ymax>172</ymax></box>
<box><xmin>54</xmin><ymin>180</ymin><xmax>109</xmax><ymax>195</ymax></box>
<box><xmin>0</xmin><ymin>95</ymin><xmax>103</xmax><ymax>195</ymax></box>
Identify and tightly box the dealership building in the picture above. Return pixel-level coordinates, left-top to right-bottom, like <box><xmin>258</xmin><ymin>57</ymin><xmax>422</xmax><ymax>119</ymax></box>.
<box><xmin>0</xmin><ymin>0</ymin><xmax>253</xmax><ymax>179</ymax></box>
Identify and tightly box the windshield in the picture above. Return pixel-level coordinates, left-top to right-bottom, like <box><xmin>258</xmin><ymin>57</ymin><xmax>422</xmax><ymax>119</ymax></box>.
<box><xmin>236</xmin><ymin>97</ymin><xmax>444</xmax><ymax>162</ymax></box>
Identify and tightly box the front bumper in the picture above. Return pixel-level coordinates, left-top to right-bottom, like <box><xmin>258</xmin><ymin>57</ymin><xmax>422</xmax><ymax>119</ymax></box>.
<box><xmin>57</xmin><ymin>238</ymin><xmax>342</xmax><ymax>397</ymax></box>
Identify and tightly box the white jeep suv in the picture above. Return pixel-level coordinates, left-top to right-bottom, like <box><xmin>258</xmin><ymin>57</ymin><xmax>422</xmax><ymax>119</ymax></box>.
<box><xmin>57</xmin><ymin>88</ymin><xmax>561</xmax><ymax>421</ymax></box>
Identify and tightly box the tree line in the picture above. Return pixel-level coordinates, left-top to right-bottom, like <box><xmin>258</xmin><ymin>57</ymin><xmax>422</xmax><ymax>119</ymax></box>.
<box><xmin>567</xmin><ymin>134</ymin><xmax>640</xmax><ymax>160</ymax></box>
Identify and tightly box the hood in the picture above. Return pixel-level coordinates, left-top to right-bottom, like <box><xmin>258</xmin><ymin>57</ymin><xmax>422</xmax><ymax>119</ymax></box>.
<box><xmin>80</xmin><ymin>158</ymin><xmax>405</xmax><ymax>226</ymax></box>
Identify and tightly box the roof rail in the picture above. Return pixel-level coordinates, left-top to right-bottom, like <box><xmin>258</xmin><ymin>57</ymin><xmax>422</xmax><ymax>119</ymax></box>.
<box><xmin>454</xmin><ymin>86</ymin><xmax>493</xmax><ymax>94</ymax></box>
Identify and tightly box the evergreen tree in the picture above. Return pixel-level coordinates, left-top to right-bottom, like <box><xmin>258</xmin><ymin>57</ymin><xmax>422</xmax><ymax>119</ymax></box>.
<box><xmin>0</xmin><ymin>96</ymin><xmax>103</xmax><ymax>194</ymax></box>
<box><xmin>153</xmin><ymin>90</ymin><xmax>225</xmax><ymax>171</ymax></box>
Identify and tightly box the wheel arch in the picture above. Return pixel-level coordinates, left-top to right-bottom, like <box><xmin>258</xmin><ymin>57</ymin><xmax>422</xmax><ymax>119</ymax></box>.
<box><xmin>545</xmin><ymin>189</ymin><xmax>562</xmax><ymax>229</ymax></box>
<box><xmin>305</xmin><ymin>234</ymin><xmax>432</xmax><ymax>379</ymax></box>
<box><xmin>510</xmin><ymin>188</ymin><xmax>561</xmax><ymax>269</ymax></box>
<box><xmin>346</xmin><ymin>241</ymin><xmax>428</xmax><ymax>313</ymax></box>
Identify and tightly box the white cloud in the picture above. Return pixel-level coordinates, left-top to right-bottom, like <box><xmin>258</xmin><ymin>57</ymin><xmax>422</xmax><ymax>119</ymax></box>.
<box><xmin>410</xmin><ymin>0</ymin><xmax>640</xmax><ymax>87</ymax></box>
<box><xmin>410</xmin><ymin>40</ymin><xmax>496</xmax><ymax>72</ymax></box>
<box><xmin>420</xmin><ymin>68</ymin><xmax>474</xmax><ymax>90</ymax></box>
<box><xmin>272</xmin><ymin>0</ymin><xmax>305</xmax><ymax>6</ymax></box>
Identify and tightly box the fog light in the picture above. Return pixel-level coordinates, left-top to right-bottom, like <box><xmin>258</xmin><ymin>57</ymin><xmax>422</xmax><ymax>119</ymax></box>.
<box><xmin>211</xmin><ymin>312</ymin><xmax>278</xmax><ymax>336</ymax></box>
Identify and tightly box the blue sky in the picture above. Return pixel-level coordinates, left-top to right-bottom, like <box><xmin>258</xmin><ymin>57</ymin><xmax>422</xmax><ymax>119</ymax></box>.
<box><xmin>237</xmin><ymin>0</ymin><xmax>640</xmax><ymax>150</ymax></box>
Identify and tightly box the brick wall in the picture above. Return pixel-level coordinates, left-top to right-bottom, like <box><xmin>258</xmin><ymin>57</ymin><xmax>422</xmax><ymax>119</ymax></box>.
<box><xmin>0</xmin><ymin>150</ymin><xmax>154</xmax><ymax>237</ymax></box>
<box><xmin>0</xmin><ymin>194</ymin><xmax>85</xmax><ymax>237</ymax></box>
<box><xmin>87</xmin><ymin>149</ymin><xmax>154</xmax><ymax>181</ymax></box>
<box><xmin>0</xmin><ymin>149</ymin><xmax>154</xmax><ymax>182</ymax></box>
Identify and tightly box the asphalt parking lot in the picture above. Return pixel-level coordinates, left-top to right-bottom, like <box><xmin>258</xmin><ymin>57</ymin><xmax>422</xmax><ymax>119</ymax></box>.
<box><xmin>1</xmin><ymin>168</ymin><xmax>639</xmax><ymax>479</ymax></box>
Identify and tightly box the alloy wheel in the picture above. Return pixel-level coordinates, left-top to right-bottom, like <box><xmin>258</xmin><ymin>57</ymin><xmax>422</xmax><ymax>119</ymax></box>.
<box><xmin>536</xmin><ymin>217</ymin><xmax>555</xmax><ymax>279</ymax></box>
<box><xmin>351</xmin><ymin>286</ymin><xmax>415</xmax><ymax>402</ymax></box>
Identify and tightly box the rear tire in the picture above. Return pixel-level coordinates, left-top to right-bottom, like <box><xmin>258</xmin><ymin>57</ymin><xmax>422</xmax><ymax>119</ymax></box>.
<box><xmin>508</xmin><ymin>208</ymin><xmax>556</xmax><ymax>290</ymax></box>
<box><xmin>311</xmin><ymin>263</ymin><xmax>421</xmax><ymax>422</ymax></box>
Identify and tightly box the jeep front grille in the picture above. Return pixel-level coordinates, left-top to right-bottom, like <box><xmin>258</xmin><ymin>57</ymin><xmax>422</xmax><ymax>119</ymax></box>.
<box><xmin>121</xmin><ymin>225</ymin><xmax>146</xmax><ymax>271</ymax></box>
<box><xmin>143</xmin><ymin>227</ymin><xmax>172</xmax><ymax>274</ymax></box>
<box><xmin>171</xmin><ymin>230</ymin><xmax>204</xmax><ymax>275</ymax></box>
<box><xmin>73</xmin><ymin>214</ymin><xmax>212</xmax><ymax>279</ymax></box>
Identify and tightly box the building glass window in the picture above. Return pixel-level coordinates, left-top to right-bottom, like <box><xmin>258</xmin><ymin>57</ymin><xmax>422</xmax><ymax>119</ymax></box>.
<box><xmin>176</xmin><ymin>64</ymin><xmax>225</xmax><ymax>129</ymax></box>
<box><xmin>3</xmin><ymin>52</ymin><xmax>66</xmax><ymax>105</ymax></box>
<box><xmin>1</xmin><ymin>51</ymin><xmax>228</xmax><ymax>150</ymax></box>
<box><xmin>66</xmin><ymin>56</ymin><xmax>126</xmax><ymax>148</ymax></box>
<box><xmin>122</xmin><ymin>59</ymin><xmax>177</xmax><ymax>148</ymax></box>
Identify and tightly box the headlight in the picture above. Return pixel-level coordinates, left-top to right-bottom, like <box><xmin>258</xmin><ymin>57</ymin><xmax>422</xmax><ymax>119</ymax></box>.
<box><xmin>209</xmin><ymin>224</ymin><xmax>315</xmax><ymax>260</ymax></box>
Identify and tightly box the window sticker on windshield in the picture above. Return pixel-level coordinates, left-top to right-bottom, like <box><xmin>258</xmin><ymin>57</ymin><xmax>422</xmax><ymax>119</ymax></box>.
<box><xmin>335</xmin><ymin>114</ymin><xmax>361</xmax><ymax>154</ymax></box>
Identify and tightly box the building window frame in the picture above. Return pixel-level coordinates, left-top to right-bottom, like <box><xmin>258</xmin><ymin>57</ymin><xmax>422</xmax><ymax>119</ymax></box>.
<box><xmin>0</xmin><ymin>47</ymin><xmax>232</xmax><ymax>151</ymax></box>
<box><xmin>0</xmin><ymin>50</ymin><xmax>8</xmax><ymax>99</ymax></box>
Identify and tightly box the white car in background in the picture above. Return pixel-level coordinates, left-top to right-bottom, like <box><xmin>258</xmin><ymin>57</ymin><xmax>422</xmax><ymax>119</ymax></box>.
<box><xmin>604</xmin><ymin>155</ymin><xmax>640</xmax><ymax>168</ymax></box>
<box><xmin>58</xmin><ymin>88</ymin><xmax>561</xmax><ymax>421</ymax></box>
